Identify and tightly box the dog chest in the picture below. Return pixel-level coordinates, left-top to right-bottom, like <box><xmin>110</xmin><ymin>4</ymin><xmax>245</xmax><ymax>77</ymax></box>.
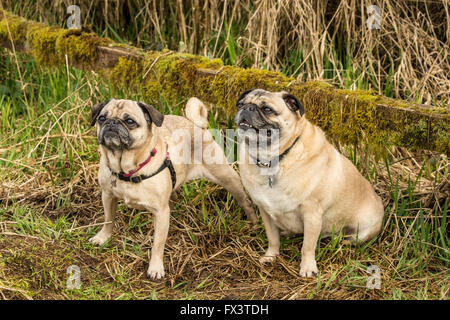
<box><xmin>245</xmin><ymin>175</ymin><xmax>299</xmax><ymax>214</ymax></box>
<box><xmin>99</xmin><ymin>172</ymin><xmax>152</xmax><ymax>210</ymax></box>
<box><xmin>111</xmin><ymin>185</ymin><xmax>148</xmax><ymax>210</ymax></box>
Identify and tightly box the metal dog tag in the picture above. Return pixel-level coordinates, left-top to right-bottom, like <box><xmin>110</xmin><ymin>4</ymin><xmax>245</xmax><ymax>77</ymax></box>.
<box><xmin>268</xmin><ymin>176</ymin><xmax>273</xmax><ymax>188</ymax></box>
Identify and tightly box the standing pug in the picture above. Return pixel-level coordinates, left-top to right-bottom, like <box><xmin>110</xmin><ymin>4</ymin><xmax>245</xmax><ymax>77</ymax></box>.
<box><xmin>234</xmin><ymin>89</ymin><xmax>384</xmax><ymax>277</ymax></box>
<box><xmin>90</xmin><ymin>97</ymin><xmax>257</xmax><ymax>279</ymax></box>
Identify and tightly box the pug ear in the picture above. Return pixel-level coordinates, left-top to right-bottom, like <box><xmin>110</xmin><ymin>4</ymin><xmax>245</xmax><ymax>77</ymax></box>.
<box><xmin>282</xmin><ymin>93</ymin><xmax>305</xmax><ymax>116</ymax></box>
<box><xmin>236</xmin><ymin>88</ymin><xmax>256</xmax><ymax>106</ymax></box>
<box><xmin>137</xmin><ymin>102</ymin><xmax>164</xmax><ymax>127</ymax></box>
<box><xmin>91</xmin><ymin>99</ymin><xmax>112</xmax><ymax>126</ymax></box>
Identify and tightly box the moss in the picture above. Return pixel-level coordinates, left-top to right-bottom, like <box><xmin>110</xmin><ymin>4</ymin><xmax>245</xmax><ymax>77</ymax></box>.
<box><xmin>55</xmin><ymin>31</ymin><xmax>111</xmax><ymax>67</ymax></box>
<box><xmin>28</xmin><ymin>27</ymin><xmax>111</xmax><ymax>67</ymax></box>
<box><xmin>150</xmin><ymin>52</ymin><xmax>206</xmax><ymax>101</ymax></box>
<box><xmin>435</xmin><ymin>129</ymin><xmax>450</xmax><ymax>154</ymax></box>
<box><xmin>26</xmin><ymin>26</ymin><xmax>64</xmax><ymax>65</ymax></box>
<box><xmin>136</xmin><ymin>50</ymin><xmax>292</xmax><ymax>117</ymax></box>
<box><xmin>291</xmin><ymin>82</ymin><xmax>450</xmax><ymax>155</ymax></box>
<box><xmin>107</xmin><ymin>56</ymin><xmax>143</xmax><ymax>88</ymax></box>
<box><xmin>0</xmin><ymin>10</ymin><xmax>111</xmax><ymax>67</ymax></box>
<box><xmin>0</xmin><ymin>10</ymin><xmax>30</xmax><ymax>43</ymax></box>
<box><xmin>138</xmin><ymin>50</ymin><xmax>224</xmax><ymax>107</ymax></box>
<box><xmin>216</xmin><ymin>67</ymin><xmax>291</xmax><ymax>114</ymax></box>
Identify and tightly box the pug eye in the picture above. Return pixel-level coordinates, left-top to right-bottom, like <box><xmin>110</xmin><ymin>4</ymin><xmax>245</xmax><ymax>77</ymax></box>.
<box><xmin>125</xmin><ymin>118</ymin><xmax>136</xmax><ymax>126</ymax></box>
<box><xmin>262</xmin><ymin>106</ymin><xmax>273</xmax><ymax>114</ymax></box>
<box><xmin>98</xmin><ymin>115</ymin><xmax>106</xmax><ymax>123</ymax></box>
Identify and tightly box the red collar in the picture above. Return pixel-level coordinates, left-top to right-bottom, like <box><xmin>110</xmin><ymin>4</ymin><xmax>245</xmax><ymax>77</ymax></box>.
<box><xmin>122</xmin><ymin>148</ymin><xmax>157</xmax><ymax>178</ymax></box>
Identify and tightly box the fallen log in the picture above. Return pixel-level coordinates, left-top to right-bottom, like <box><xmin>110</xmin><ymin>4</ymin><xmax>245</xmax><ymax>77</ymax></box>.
<box><xmin>1</xmin><ymin>10</ymin><xmax>448</xmax><ymax>155</ymax></box>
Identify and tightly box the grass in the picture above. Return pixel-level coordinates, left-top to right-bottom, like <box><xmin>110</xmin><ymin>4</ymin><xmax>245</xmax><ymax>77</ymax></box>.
<box><xmin>2</xmin><ymin>0</ymin><xmax>449</xmax><ymax>106</ymax></box>
<box><xmin>0</xmin><ymin>48</ymin><xmax>448</xmax><ymax>300</ymax></box>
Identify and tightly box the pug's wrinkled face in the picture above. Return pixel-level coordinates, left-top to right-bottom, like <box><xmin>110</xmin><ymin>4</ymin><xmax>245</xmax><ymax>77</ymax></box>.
<box><xmin>91</xmin><ymin>99</ymin><xmax>164</xmax><ymax>150</ymax></box>
<box><xmin>234</xmin><ymin>89</ymin><xmax>305</xmax><ymax>149</ymax></box>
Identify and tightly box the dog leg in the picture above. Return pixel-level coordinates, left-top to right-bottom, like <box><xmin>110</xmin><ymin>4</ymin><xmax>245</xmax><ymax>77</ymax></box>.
<box><xmin>259</xmin><ymin>206</ymin><xmax>280</xmax><ymax>264</ymax></box>
<box><xmin>147</xmin><ymin>204</ymin><xmax>170</xmax><ymax>280</ymax></box>
<box><xmin>299</xmin><ymin>200</ymin><xmax>322</xmax><ymax>277</ymax></box>
<box><xmin>204</xmin><ymin>164</ymin><xmax>258</xmax><ymax>224</ymax></box>
<box><xmin>90</xmin><ymin>191</ymin><xmax>117</xmax><ymax>245</ymax></box>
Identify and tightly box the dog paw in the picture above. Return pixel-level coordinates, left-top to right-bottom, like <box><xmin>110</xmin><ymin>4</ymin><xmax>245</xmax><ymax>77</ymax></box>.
<box><xmin>259</xmin><ymin>255</ymin><xmax>277</xmax><ymax>265</ymax></box>
<box><xmin>146</xmin><ymin>262</ymin><xmax>165</xmax><ymax>280</ymax></box>
<box><xmin>89</xmin><ymin>231</ymin><xmax>110</xmax><ymax>245</ymax></box>
<box><xmin>245</xmin><ymin>209</ymin><xmax>258</xmax><ymax>226</ymax></box>
<box><xmin>299</xmin><ymin>259</ymin><xmax>319</xmax><ymax>278</ymax></box>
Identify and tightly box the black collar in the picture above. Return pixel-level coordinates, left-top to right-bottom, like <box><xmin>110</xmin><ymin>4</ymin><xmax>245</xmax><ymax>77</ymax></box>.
<box><xmin>250</xmin><ymin>135</ymin><xmax>300</xmax><ymax>168</ymax></box>
<box><xmin>110</xmin><ymin>152</ymin><xmax>176</xmax><ymax>189</ymax></box>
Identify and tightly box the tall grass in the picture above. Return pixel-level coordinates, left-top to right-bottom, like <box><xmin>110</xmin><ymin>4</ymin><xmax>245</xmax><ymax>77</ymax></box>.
<box><xmin>1</xmin><ymin>0</ymin><xmax>449</xmax><ymax>106</ymax></box>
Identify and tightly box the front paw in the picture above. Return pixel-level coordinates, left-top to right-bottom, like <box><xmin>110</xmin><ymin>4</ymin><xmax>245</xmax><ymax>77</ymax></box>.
<box><xmin>89</xmin><ymin>230</ymin><xmax>111</xmax><ymax>245</ymax></box>
<box><xmin>259</xmin><ymin>254</ymin><xmax>277</xmax><ymax>265</ymax></box>
<box><xmin>299</xmin><ymin>258</ymin><xmax>319</xmax><ymax>277</ymax></box>
<box><xmin>146</xmin><ymin>261</ymin><xmax>165</xmax><ymax>280</ymax></box>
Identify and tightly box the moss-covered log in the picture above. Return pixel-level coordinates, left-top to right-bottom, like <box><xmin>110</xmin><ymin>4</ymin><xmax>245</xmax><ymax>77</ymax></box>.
<box><xmin>1</xmin><ymin>10</ymin><xmax>449</xmax><ymax>155</ymax></box>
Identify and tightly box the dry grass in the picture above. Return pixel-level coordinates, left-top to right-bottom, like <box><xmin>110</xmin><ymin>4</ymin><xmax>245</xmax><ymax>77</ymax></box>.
<box><xmin>240</xmin><ymin>0</ymin><xmax>450</xmax><ymax>106</ymax></box>
<box><xmin>2</xmin><ymin>0</ymin><xmax>449</xmax><ymax>105</ymax></box>
<box><xmin>0</xmin><ymin>144</ymin><xmax>448</xmax><ymax>300</ymax></box>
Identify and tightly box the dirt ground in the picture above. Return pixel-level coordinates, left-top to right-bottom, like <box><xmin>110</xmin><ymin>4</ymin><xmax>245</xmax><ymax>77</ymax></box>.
<box><xmin>0</xmin><ymin>149</ymin><xmax>448</xmax><ymax>300</ymax></box>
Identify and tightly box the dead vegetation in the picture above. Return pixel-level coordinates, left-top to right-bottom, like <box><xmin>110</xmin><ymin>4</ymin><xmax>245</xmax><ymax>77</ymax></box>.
<box><xmin>0</xmin><ymin>141</ymin><xmax>448</xmax><ymax>299</ymax></box>
<box><xmin>1</xmin><ymin>0</ymin><xmax>449</xmax><ymax>106</ymax></box>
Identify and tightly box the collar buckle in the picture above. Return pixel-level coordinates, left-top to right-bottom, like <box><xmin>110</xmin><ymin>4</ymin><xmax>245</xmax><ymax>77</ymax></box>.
<box><xmin>131</xmin><ymin>175</ymin><xmax>142</xmax><ymax>183</ymax></box>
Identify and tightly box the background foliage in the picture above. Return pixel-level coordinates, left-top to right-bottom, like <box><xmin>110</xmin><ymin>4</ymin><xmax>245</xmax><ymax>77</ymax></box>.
<box><xmin>1</xmin><ymin>0</ymin><xmax>449</xmax><ymax>106</ymax></box>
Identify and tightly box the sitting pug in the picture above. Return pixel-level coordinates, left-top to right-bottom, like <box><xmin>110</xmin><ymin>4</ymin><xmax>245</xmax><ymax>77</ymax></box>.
<box><xmin>90</xmin><ymin>97</ymin><xmax>257</xmax><ymax>279</ymax></box>
<box><xmin>234</xmin><ymin>89</ymin><xmax>384</xmax><ymax>277</ymax></box>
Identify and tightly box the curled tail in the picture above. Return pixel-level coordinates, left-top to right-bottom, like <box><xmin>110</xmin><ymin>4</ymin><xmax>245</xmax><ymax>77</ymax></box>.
<box><xmin>185</xmin><ymin>97</ymin><xmax>209</xmax><ymax>129</ymax></box>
